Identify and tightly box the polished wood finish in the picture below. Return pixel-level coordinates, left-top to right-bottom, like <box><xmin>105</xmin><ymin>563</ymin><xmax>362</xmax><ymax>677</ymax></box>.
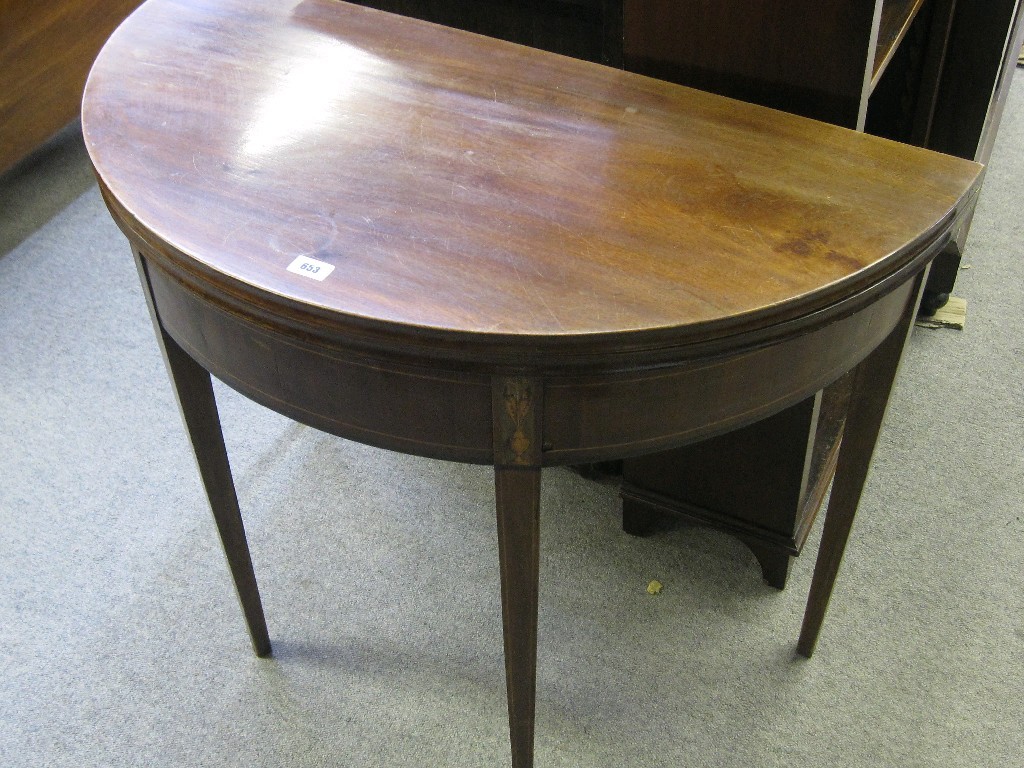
<box><xmin>344</xmin><ymin>1</ymin><xmax>1021</xmax><ymax>304</ymax></box>
<box><xmin>494</xmin><ymin>464</ymin><xmax>541</xmax><ymax>768</ymax></box>
<box><xmin>610</xmin><ymin>0</ymin><xmax>1019</xmax><ymax>541</ymax></box>
<box><xmin>353</xmin><ymin>0</ymin><xmax>1021</xmax><ymax>580</ymax></box>
<box><xmin>84</xmin><ymin>0</ymin><xmax>977</xmax><ymax>351</ymax></box>
<box><xmin>83</xmin><ymin>1</ymin><xmax>982</xmax><ymax>765</ymax></box>
<box><xmin>619</xmin><ymin>0</ymin><xmax>1022</xmax><ymax>304</ymax></box>
<box><xmin>617</xmin><ymin>0</ymin><xmax>883</xmax><ymax>579</ymax></box>
<box><xmin>493</xmin><ymin>377</ymin><xmax>543</xmax><ymax>768</ymax></box>
<box><xmin>0</xmin><ymin>0</ymin><xmax>142</xmax><ymax>173</ymax></box>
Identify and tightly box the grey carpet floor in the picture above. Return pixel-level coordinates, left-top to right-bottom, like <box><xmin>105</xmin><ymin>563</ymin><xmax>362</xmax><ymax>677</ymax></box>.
<box><xmin>2</xmin><ymin>75</ymin><xmax>1022</xmax><ymax>767</ymax></box>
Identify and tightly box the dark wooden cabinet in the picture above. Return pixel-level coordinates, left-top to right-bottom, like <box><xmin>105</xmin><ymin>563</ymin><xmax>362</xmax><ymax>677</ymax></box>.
<box><xmin>621</xmin><ymin>377</ymin><xmax>852</xmax><ymax>588</ymax></box>
<box><xmin>345</xmin><ymin>0</ymin><xmax>1024</xmax><ymax>587</ymax></box>
<box><xmin>349</xmin><ymin>0</ymin><xmax>621</xmax><ymax>65</ymax></box>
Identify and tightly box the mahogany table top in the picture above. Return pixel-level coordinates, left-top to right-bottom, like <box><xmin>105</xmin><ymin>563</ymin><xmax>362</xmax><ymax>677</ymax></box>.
<box><xmin>83</xmin><ymin>0</ymin><xmax>981</xmax><ymax>363</ymax></box>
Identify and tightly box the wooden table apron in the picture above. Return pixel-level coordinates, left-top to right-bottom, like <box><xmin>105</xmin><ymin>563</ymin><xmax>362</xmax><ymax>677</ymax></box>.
<box><xmin>117</xmin><ymin>184</ymin><xmax>929</xmax><ymax>469</ymax></box>
<box><xmin>82</xmin><ymin>1</ymin><xmax>983</xmax><ymax>765</ymax></box>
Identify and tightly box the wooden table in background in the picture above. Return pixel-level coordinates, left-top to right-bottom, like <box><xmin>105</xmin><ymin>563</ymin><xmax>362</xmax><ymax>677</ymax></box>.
<box><xmin>82</xmin><ymin>2</ymin><xmax>981</xmax><ymax>766</ymax></box>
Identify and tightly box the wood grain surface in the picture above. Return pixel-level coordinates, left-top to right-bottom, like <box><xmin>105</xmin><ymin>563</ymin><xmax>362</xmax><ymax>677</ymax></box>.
<box><xmin>83</xmin><ymin>0</ymin><xmax>981</xmax><ymax>359</ymax></box>
<box><xmin>0</xmin><ymin>0</ymin><xmax>142</xmax><ymax>173</ymax></box>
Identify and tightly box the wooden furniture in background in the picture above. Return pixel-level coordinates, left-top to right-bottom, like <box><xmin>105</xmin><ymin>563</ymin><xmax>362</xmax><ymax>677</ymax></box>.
<box><xmin>621</xmin><ymin>377</ymin><xmax>853</xmax><ymax>588</ymax></box>
<box><xmin>342</xmin><ymin>0</ymin><xmax>623</xmax><ymax>65</ymax></box>
<box><xmin>921</xmin><ymin>0</ymin><xmax>1024</xmax><ymax>301</ymax></box>
<box><xmin>83</xmin><ymin>1</ymin><xmax>980</xmax><ymax>765</ymax></box>
<box><xmin>0</xmin><ymin>0</ymin><xmax>142</xmax><ymax>174</ymax></box>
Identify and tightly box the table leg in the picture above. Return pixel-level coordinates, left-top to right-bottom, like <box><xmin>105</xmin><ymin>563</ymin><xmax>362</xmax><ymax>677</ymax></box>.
<box><xmin>492</xmin><ymin>377</ymin><xmax>543</xmax><ymax>768</ymax></box>
<box><xmin>797</xmin><ymin>271</ymin><xmax>926</xmax><ymax>658</ymax></box>
<box><xmin>495</xmin><ymin>465</ymin><xmax>541</xmax><ymax>768</ymax></box>
<box><xmin>133</xmin><ymin>248</ymin><xmax>272</xmax><ymax>657</ymax></box>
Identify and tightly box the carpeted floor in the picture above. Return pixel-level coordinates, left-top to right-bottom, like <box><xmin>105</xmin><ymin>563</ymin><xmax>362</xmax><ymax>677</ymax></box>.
<box><xmin>1</xmin><ymin>73</ymin><xmax>1022</xmax><ymax>768</ymax></box>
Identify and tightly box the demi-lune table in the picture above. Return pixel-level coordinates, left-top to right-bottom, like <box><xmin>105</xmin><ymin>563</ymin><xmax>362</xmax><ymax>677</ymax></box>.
<box><xmin>82</xmin><ymin>1</ymin><xmax>982</xmax><ymax>765</ymax></box>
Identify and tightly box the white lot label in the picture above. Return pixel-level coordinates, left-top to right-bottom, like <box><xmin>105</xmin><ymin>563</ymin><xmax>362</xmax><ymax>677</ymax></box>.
<box><xmin>286</xmin><ymin>255</ymin><xmax>335</xmax><ymax>281</ymax></box>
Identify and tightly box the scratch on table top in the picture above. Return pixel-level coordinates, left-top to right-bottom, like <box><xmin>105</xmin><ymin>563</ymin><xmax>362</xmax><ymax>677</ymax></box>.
<box><xmin>507</xmin><ymin>253</ymin><xmax>565</xmax><ymax>331</ymax></box>
<box><xmin>723</xmin><ymin>224</ymin><xmax>770</xmax><ymax>250</ymax></box>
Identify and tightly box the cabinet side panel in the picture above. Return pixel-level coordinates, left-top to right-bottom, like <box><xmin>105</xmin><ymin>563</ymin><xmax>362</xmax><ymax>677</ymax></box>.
<box><xmin>927</xmin><ymin>0</ymin><xmax>1024</xmax><ymax>162</ymax></box>
<box><xmin>621</xmin><ymin>0</ymin><xmax>878</xmax><ymax>126</ymax></box>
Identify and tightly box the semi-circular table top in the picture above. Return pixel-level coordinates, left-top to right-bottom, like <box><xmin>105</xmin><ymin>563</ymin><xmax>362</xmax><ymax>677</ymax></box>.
<box><xmin>81</xmin><ymin>3</ymin><xmax>987</xmax><ymax>765</ymax></box>
<box><xmin>83</xmin><ymin>0</ymin><xmax>981</xmax><ymax>368</ymax></box>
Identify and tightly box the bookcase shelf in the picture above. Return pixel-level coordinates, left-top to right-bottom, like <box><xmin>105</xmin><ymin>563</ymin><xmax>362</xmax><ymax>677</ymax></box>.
<box><xmin>873</xmin><ymin>0</ymin><xmax>929</xmax><ymax>88</ymax></box>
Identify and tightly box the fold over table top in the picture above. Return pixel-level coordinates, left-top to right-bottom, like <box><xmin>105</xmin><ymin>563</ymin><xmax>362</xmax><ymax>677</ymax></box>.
<box><xmin>83</xmin><ymin>0</ymin><xmax>981</xmax><ymax>361</ymax></box>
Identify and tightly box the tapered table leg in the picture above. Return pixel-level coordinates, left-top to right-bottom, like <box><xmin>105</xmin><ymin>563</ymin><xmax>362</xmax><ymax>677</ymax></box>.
<box><xmin>133</xmin><ymin>248</ymin><xmax>272</xmax><ymax>657</ymax></box>
<box><xmin>492</xmin><ymin>377</ymin><xmax>543</xmax><ymax>768</ymax></box>
<box><xmin>797</xmin><ymin>272</ymin><xmax>927</xmax><ymax>658</ymax></box>
<box><xmin>495</xmin><ymin>465</ymin><xmax>541</xmax><ymax>768</ymax></box>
